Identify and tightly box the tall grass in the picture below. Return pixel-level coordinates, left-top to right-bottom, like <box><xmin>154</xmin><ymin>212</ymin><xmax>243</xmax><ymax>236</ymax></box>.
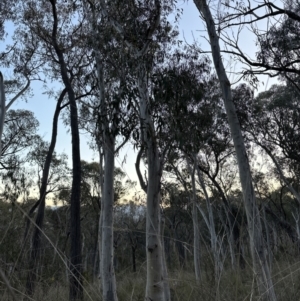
<box><xmin>2</xmin><ymin>253</ymin><xmax>300</xmax><ymax>301</ymax></box>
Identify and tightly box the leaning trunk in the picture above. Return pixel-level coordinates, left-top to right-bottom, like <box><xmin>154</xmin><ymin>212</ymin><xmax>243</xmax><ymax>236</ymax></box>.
<box><xmin>193</xmin><ymin>1</ymin><xmax>276</xmax><ymax>300</ymax></box>
<box><xmin>25</xmin><ymin>89</ymin><xmax>66</xmax><ymax>297</ymax></box>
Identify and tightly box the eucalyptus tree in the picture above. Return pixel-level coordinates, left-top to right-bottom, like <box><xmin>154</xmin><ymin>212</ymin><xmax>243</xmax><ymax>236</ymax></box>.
<box><xmin>193</xmin><ymin>0</ymin><xmax>276</xmax><ymax>299</ymax></box>
<box><xmin>234</xmin><ymin>82</ymin><xmax>300</xmax><ymax>203</ymax></box>
<box><xmin>232</xmin><ymin>82</ymin><xmax>300</xmax><ymax>246</ymax></box>
<box><xmin>25</xmin><ymin>89</ymin><xmax>69</xmax><ymax>297</ymax></box>
<box><xmin>153</xmin><ymin>49</ymin><xmax>243</xmax><ymax>275</ymax></box>
<box><xmin>16</xmin><ymin>1</ymin><xmax>93</xmax><ymax>298</ymax></box>
<box><xmin>152</xmin><ymin>50</ymin><xmax>215</xmax><ymax>280</ymax></box>
<box><xmin>93</xmin><ymin>1</ymin><xmax>180</xmax><ymax>300</ymax></box>
<box><xmin>82</xmin><ymin>2</ymin><xmax>139</xmax><ymax>299</ymax></box>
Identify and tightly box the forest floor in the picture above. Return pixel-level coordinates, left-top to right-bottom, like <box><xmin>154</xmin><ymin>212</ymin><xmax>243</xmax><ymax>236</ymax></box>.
<box><xmin>2</xmin><ymin>255</ymin><xmax>300</xmax><ymax>300</ymax></box>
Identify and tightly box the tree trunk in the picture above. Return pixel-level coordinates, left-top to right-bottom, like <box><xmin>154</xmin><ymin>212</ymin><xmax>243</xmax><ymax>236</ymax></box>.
<box><xmin>262</xmin><ymin>204</ymin><xmax>272</xmax><ymax>272</ymax></box>
<box><xmin>97</xmin><ymin>144</ymin><xmax>104</xmax><ymax>281</ymax></box>
<box><xmin>0</xmin><ymin>72</ymin><xmax>5</xmax><ymax>157</ymax></box>
<box><xmin>49</xmin><ymin>2</ymin><xmax>82</xmax><ymax>299</ymax></box>
<box><xmin>101</xmin><ymin>136</ymin><xmax>118</xmax><ymax>301</ymax></box>
<box><xmin>161</xmin><ymin>209</ymin><xmax>171</xmax><ymax>301</ymax></box>
<box><xmin>94</xmin><ymin>44</ymin><xmax>119</xmax><ymax>299</ymax></box>
<box><xmin>137</xmin><ymin>63</ymin><xmax>166</xmax><ymax>301</ymax></box>
<box><xmin>194</xmin><ymin>162</ymin><xmax>221</xmax><ymax>280</ymax></box>
<box><xmin>193</xmin><ymin>1</ymin><xmax>276</xmax><ymax>300</ymax></box>
<box><xmin>25</xmin><ymin>89</ymin><xmax>66</xmax><ymax>297</ymax></box>
<box><xmin>197</xmin><ymin>163</ymin><xmax>242</xmax><ymax>268</ymax></box>
<box><xmin>145</xmin><ymin>163</ymin><xmax>165</xmax><ymax>301</ymax></box>
<box><xmin>187</xmin><ymin>160</ymin><xmax>201</xmax><ymax>281</ymax></box>
<box><xmin>131</xmin><ymin>245</ymin><xmax>137</xmax><ymax>273</ymax></box>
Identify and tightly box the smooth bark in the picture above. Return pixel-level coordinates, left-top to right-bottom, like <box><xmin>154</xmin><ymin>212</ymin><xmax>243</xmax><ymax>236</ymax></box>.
<box><xmin>85</xmin><ymin>2</ymin><xmax>119</xmax><ymax>298</ymax></box>
<box><xmin>193</xmin><ymin>1</ymin><xmax>276</xmax><ymax>299</ymax></box>
<box><xmin>137</xmin><ymin>63</ymin><xmax>167</xmax><ymax>301</ymax></box>
<box><xmin>0</xmin><ymin>72</ymin><xmax>5</xmax><ymax>157</ymax></box>
<box><xmin>97</xmin><ymin>145</ymin><xmax>104</xmax><ymax>281</ymax></box>
<box><xmin>98</xmin><ymin>1</ymin><xmax>169</xmax><ymax>299</ymax></box>
<box><xmin>194</xmin><ymin>162</ymin><xmax>221</xmax><ymax>280</ymax></box>
<box><xmin>187</xmin><ymin>160</ymin><xmax>201</xmax><ymax>281</ymax></box>
<box><xmin>161</xmin><ymin>210</ymin><xmax>171</xmax><ymax>301</ymax></box>
<box><xmin>94</xmin><ymin>48</ymin><xmax>119</xmax><ymax>301</ymax></box>
<box><xmin>49</xmin><ymin>1</ymin><xmax>82</xmax><ymax>299</ymax></box>
<box><xmin>101</xmin><ymin>137</ymin><xmax>118</xmax><ymax>301</ymax></box>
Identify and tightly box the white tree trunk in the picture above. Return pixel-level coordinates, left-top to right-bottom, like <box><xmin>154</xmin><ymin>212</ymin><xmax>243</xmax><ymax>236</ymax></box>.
<box><xmin>0</xmin><ymin>72</ymin><xmax>6</xmax><ymax>157</ymax></box>
<box><xmin>161</xmin><ymin>209</ymin><xmax>171</xmax><ymax>301</ymax></box>
<box><xmin>88</xmin><ymin>0</ymin><xmax>119</xmax><ymax>293</ymax></box>
<box><xmin>97</xmin><ymin>144</ymin><xmax>104</xmax><ymax>281</ymax></box>
<box><xmin>218</xmin><ymin>204</ymin><xmax>236</xmax><ymax>269</ymax></box>
<box><xmin>193</xmin><ymin>1</ymin><xmax>276</xmax><ymax>300</ymax></box>
<box><xmin>194</xmin><ymin>163</ymin><xmax>221</xmax><ymax>279</ymax></box>
<box><xmin>91</xmin><ymin>23</ymin><xmax>118</xmax><ymax>298</ymax></box>
<box><xmin>145</xmin><ymin>158</ymin><xmax>165</xmax><ymax>301</ymax></box>
<box><xmin>95</xmin><ymin>57</ymin><xmax>118</xmax><ymax>301</ymax></box>
<box><xmin>138</xmin><ymin>63</ymin><xmax>166</xmax><ymax>301</ymax></box>
<box><xmin>186</xmin><ymin>159</ymin><xmax>201</xmax><ymax>281</ymax></box>
<box><xmin>101</xmin><ymin>136</ymin><xmax>118</xmax><ymax>301</ymax></box>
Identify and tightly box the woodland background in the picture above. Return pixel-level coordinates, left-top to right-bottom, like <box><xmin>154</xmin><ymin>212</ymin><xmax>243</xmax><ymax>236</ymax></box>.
<box><xmin>0</xmin><ymin>0</ymin><xmax>300</xmax><ymax>300</ymax></box>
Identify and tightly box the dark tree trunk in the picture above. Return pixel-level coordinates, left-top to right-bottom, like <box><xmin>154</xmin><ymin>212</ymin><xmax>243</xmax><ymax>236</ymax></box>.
<box><xmin>25</xmin><ymin>89</ymin><xmax>66</xmax><ymax>297</ymax></box>
<box><xmin>131</xmin><ymin>245</ymin><xmax>136</xmax><ymax>273</ymax></box>
<box><xmin>49</xmin><ymin>1</ymin><xmax>82</xmax><ymax>300</ymax></box>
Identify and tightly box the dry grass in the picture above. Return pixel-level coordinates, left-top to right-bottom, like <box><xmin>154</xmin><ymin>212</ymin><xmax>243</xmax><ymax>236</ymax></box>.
<box><xmin>2</xmin><ymin>255</ymin><xmax>300</xmax><ymax>301</ymax></box>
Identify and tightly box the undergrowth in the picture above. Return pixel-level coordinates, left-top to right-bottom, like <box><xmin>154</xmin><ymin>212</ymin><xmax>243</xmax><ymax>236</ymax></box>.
<box><xmin>1</xmin><ymin>255</ymin><xmax>300</xmax><ymax>301</ymax></box>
